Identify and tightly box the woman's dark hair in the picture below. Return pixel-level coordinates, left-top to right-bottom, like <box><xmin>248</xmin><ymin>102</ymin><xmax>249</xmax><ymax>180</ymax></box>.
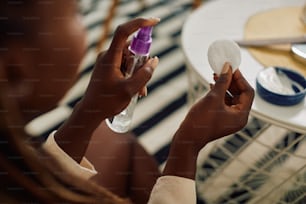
<box><xmin>0</xmin><ymin>83</ymin><xmax>130</xmax><ymax>203</ymax></box>
<box><xmin>0</xmin><ymin>1</ymin><xmax>30</xmax><ymax>45</ymax></box>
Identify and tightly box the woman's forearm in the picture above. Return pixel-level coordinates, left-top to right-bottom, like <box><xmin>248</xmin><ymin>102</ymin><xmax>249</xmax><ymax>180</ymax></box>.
<box><xmin>162</xmin><ymin>127</ymin><xmax>210</xmax><ymax>180</ymax></box>
<box><xmin>54</xmin><ymin>100</ymin><xmax>105</xmax><ymax>163</ymax></box>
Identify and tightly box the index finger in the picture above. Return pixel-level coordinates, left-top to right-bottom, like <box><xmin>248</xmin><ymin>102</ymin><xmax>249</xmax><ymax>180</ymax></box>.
<box><xmin>232</xmin><ymin>70</ymin><xmax>254</xmax><ymax>110</ymax></box>
<box><xmin>109</xmin><ymin>17</ymin><xmax>160</xmax><ymax>57</ymax></box>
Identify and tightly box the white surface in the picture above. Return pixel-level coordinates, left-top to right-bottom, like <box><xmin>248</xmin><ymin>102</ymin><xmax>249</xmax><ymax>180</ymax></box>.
<box><xmin>181</xmin><ymin>0</ymin><xmax>306</xmax><ymax>133</ymax></box>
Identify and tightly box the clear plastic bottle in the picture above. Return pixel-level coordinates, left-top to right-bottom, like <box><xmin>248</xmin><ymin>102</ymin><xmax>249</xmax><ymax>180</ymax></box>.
<box><xmin>106</xmin><ymin>26</ymin><xmax>153</xmax><ymax>133</ymax></box>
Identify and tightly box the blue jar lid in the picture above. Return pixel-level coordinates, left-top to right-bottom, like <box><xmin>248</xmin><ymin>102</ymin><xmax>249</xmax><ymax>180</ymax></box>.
<box><xmin>256</xmin><ymin>66</ymin><xmax>306</xmax><ymax>106</ymax></box>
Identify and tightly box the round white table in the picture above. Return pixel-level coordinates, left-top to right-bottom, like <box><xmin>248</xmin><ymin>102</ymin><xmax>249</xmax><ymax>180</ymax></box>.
<box><xmin>181</xmin><ymin>0</ymin><xmax>306</xmax><ymax>134</ymax></box>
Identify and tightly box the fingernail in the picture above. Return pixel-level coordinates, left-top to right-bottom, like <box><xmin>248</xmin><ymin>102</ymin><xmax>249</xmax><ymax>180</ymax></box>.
<box><xmin>222</xmin><ymin>62</ymin><xmax>231</xmax><ymax>74</ymax></box>
<box><xmin>144</xmin><ymin>87</ymin><xmax>148</xmax><ymax>96</ymax></box>
<box><xmin>149</xmin><ymin>17</ymin><xmax>161</xmax><ymax>22</ymax></box>
<box><xmin>149</xmin><ymin>56</ymin><xmax>159</xmax><ymax>68</ymax></box>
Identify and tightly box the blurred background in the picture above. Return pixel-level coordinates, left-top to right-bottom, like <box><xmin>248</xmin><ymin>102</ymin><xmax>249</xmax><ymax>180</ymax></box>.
<box><xmin>35</xmin><ymin>0</ymin><xmax>306</xmax><ymax>203</ymax></box>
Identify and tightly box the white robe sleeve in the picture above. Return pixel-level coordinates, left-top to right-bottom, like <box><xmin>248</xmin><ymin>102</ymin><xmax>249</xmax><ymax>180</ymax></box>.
<box><xmin>43</xmin><ymin>132</ymin><xmax>196</xmax><ymax>203</ymax></box>
<box><xmin>42</xmin><ymin>131</ymin><xmax>97</xmax><ymax>180</ymax></box>
<box><xmin>148</xmin><ymin>176</ymin><xmax>196</xmax><ymax>204</ymax></box>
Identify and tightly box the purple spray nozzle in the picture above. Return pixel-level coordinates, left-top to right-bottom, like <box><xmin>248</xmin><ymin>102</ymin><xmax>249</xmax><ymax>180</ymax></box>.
<box><xmin>129</xmin><ymin>26</ymin><xmax>153</xmax><ymax>55</ymax></box>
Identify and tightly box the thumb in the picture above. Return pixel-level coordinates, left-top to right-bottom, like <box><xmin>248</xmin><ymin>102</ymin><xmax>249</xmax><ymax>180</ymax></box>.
<box><xmin>213</xmin><ymin>62</ymin><xmax>233</xmax><ymax>94</ymax></box>
<box><xmin>125</xmin><ymin>57</ymin><xmax>159</xmax><ymax>96</ymax></box>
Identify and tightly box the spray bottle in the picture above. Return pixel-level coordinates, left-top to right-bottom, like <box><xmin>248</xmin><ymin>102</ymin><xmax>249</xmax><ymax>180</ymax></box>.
<box><xmin>106</xmin><ymin>26</ymin><xmax>153</xmax><ymax>133</ymax></box>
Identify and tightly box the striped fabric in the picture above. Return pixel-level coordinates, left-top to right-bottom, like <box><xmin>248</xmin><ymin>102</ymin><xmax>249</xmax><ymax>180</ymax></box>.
<box><xmin>25</xmin><ymin>0</ymin><xmax>306</xmax><ymax>203</ymax></box>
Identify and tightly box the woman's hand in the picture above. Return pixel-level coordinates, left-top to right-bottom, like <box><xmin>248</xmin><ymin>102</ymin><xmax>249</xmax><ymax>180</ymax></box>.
<box><xmin>80</xmin><ymin>17</ymin><xmax>160</xmax><ymax>119</ymax></box>
<box><xmin>163</xmin><ymin>63</ymin><xmax>254</xmax><ymax>179</ymax></box>
<box><xmin>54</xmin><ymin>18</ymin><xmax>159</xmax><ymax>162</ymax></box>
<box><xmin>181</xmin><ymin>62</ymin><xmax>254</xmax><ymax>151</ymax></box>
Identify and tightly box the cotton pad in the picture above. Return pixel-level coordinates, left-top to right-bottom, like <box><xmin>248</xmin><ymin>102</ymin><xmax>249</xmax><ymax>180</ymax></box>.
<box><xmin>207</xmin><ymin>39</ymin><xmax>241</xmax><ymax>75</ymax></box>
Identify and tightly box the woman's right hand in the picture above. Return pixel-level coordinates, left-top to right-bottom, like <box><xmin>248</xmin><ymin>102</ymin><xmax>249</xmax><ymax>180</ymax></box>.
<box><xmin>54</xmin><ymin>18</ymin><xmax>159</xmax><ymax>163</ymax></box>
<box><xmin>80</xmin><ymin>17</ymin><xmax>159</xmax><ymax>120</ymax></box>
